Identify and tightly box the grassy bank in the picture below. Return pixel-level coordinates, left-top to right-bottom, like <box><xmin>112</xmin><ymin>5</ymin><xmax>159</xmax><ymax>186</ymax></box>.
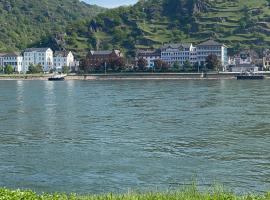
<box><xmin>1</xmin><ymin>187</ymin><xmax>270</xmax><ymax>200</ymax></box>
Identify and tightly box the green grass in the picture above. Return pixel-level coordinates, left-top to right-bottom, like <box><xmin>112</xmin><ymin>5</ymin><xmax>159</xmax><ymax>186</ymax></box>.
<box><xmin>1</xmin><ymin>186</ymin><xmax>270</xmax><ymax>200</ymax></box>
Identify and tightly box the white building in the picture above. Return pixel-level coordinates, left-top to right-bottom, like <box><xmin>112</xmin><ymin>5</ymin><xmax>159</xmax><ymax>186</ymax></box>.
<box><xmin>23</xmin><ymin>48</ymin><xmax>53</xmax><ymax>72</ymax></box>
<box><xmin>229</xmin><ymin>51</ymin><xmax>253</xmax><ymax>66</ymax></box>
<box><xmin>53</xmin><ymin>51</ymin><xmax>74</xmax><ymax>71</ymax></box>
<box><xmin>196</xmin><ymin>40</ymin><xmax>228</xmax><ymax>70</ymax></box>
<box><xmin>229</xmin><ymin>51</ymin><xmax>258</xmax><ymax>72</ymax></box>
<box><xmin>161</xmin><ymin>43</ymin><xmax>197</xmax><ymax>66</ymax></box>
<box><xmin>136</xmin><ymin>49</ymin><xmax>161</xmax><ymax>68</ymax></box>
<box><xmin>0</xmin><ymin>52</ymin><xmax>23</xmax><ymax>73</ymax></box>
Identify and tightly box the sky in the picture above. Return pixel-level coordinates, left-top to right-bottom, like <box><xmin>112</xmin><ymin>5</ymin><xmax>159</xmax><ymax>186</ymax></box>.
<box><xmin>83</xmin><ymin>0</ymin><xmax>137</xmax><ymax>8</ymax></box>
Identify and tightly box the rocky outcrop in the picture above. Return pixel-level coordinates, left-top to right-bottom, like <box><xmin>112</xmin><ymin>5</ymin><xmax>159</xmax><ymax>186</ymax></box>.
<box><xmin>193</xmin><ymin>0</ymin><xmax>211</xmax><ymax>14</ymax></box>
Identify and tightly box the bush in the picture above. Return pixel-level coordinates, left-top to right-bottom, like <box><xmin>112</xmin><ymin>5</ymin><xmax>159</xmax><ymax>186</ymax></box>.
<box><xmin>4</xmin><ymin>65</ymin><xmax>14</xmax><ymax>74</ymax></box>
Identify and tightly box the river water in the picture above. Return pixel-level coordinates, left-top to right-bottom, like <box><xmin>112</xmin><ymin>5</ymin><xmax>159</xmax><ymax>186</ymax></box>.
<box><xmin>0</xmin><ymin>80</ymin><xmax>269</xmax><ymax>194</ymax></box>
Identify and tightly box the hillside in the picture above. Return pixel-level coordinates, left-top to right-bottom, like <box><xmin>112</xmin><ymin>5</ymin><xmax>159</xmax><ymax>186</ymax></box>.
<box><xmin>65</xmin><ymin>0</ymin><xmax>270</xmax><ymax>56</ymax></box>
<box><xmin>0</xmin><ymin>0</ymin><xmax>105</xmax><ymax>52</ymax></box>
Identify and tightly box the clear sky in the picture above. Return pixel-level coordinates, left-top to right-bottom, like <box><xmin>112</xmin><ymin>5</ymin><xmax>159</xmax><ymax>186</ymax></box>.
<box><xmin>83</xmin><ymin>0</ymin><xmax>137</xmax><ymax>8</ymax></box>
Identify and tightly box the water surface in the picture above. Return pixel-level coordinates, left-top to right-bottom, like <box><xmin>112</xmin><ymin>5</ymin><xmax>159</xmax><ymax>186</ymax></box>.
<box><xmin>0</xmin><ymin>80</ymin><xmax>269</xmax><ymax>194</ymax></box>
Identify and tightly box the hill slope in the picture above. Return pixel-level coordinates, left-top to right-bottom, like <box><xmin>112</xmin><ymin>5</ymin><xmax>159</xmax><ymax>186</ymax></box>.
<box><xmin>0</xmin><ymin>0</ymin><xmax>105</xmax><ymax>51</ymax></box>
<box><xmin>65</xmin><ymin>0</ymin><xmax>270</xmax><ymax>56</ymax></box>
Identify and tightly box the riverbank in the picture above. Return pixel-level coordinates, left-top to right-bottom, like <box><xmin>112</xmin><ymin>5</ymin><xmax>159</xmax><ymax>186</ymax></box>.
<box><xmin>1</xmin><ymin>187</ymin><xmax>269</xmax><ymax>200</ymax></box>
<box><xmin>1</xmin><ymin>72</ymin><xmax>270</xmax><ymax>80</ymax></box>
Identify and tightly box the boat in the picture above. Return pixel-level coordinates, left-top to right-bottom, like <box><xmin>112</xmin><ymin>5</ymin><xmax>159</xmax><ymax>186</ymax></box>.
<box><xmin>48</xmin><ymin>74</ymin><xmax>65</xmax><ymax>81</ymax></box>
<box><xmin>236</xmin><ymin>72</ymin><xmax>264</xmax><ymax>80</ymax></box>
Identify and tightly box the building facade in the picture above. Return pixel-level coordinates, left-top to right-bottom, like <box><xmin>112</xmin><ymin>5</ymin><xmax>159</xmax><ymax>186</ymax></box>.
<box><xmin>23</xmin><ymin>48</ymin><xmax>53</xmax><ymax>72</ymax></box>
<box><xmin>0</xmin><ymin>52</ymin><xmax>23</xmax><ymax>72</ymax></box>
<box><xmin>197</xmin><ymin>40</ymin><xmax>228</xmax><ymax>69</ymax></box>
<box><xmin>53</xmin><ymin>51</ymin><xmax>74</xmax><ymax>71</ymax></box>
<box><xmin>136</xmin><ymin>49</ymin><xmax>161</xmax><ymax>68</ymax></box>
<box><xmin>263</xmin><ymin>56</ymin><xmax>270</xmax><ymax>70</ymax></box>
<box><xmin>161</xmin><ymin>43</ymin><xmax>197</xmax><ymax>66</ymax></box>
<box><xmin>84</xmin><ymin>50</ymin><xmax>123</xmax><ymax>69</ymax></box>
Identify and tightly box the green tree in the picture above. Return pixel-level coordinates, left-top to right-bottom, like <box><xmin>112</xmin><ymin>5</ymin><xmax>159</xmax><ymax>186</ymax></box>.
<box><xmin>137</xmin><ymin>58</ymin><xmax>148</xmax><ymax>71</ymax></box>
<box><xmin>28</xmin><ymin>64</ymin><xmax>43</xmax><ymax>74</ymax></box>
<box><xmin>205</xmin><ymin>54</ymin><xmax>221</xmax><ymax>71</ymax></box>
<box><xmin>62</xmin><ymin>66</ymin><xmax>70</xmax><ymax>74</ymax></box>
<box><xmin>4</xmin><ymin>65</ymin><xmax>14</xmax><ymax>74</ymax></box>
<box><xmin>183</xmin><ymin>60</ymin><xmax>193</xmax><ymax>72</ymax></box>
<box><xmin>172</xmin><ymin>61</ymin><xmax>181</xmax><ymax>72</ymax></box>
<box><xmin>154</xmin><ymin>59</ymin><xmax>169</xmax><ymax>72</ymax></box>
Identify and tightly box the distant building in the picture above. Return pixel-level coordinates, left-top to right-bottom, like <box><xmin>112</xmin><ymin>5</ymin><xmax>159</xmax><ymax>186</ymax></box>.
<box><xmin>197</xmin><ymin>40</ymin><xmax>228</xmax><ymax>70</ymax></box>
<box><xmin>229</xmin><ymin>51</ymin><xmax>253</xmax><ymax>66</ymax></box>
<box><xmin>263</xmin><ymin>56</ymin><xmax>270</xmax><ymax>70</ymax></box>
<box><xmin>0</xmin><ymin>52</ymin><xmax>23</xmax><ymax>73</ymax></box>
<box><xmin>229</xmin><ymin>51</ymin><xmax>259</xmax><ymax>72</ymax></box>
<box><xmin>53</xmin><ymin>51</ymin><xmax>74</xmax><ymax>71</ymax></box>
<box><xmin>23</xmin><ymin>48</ymin><xmax>53</xmax><ymax>72</ymax></box>
<box><xmin>136</xmin><ymin>49</ymin><xmax>161</xmax><ymax>68</ymax></box>
<box><xmin>263</xmin><ymin>50</ymin><xmax>270</xmax><ymax>70</ymax></box>
<box><xmin>84</xmin><ymin>50</ymin><xmax>123</xmax><ymax>68</ymax></box>
<box><xmin>161</xmin><ymin>43</ymin><xmax>197</xmax><ymax>66</ymax></box>
<box><xmin>231</xmin><ymin>64</ymin><xmax>258</xmax><ymax>73</ymax></box>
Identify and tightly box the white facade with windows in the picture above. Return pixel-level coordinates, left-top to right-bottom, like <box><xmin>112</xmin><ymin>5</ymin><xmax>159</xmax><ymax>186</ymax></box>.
<box><xmin>161</xmin><ymin>43</ymin><xmax>197</xmax><ymax>66</ymax></box>
<box><xmin>53</xmin><ymin>51</ymin><xmax>74</xmax><ymax>71</ymax></box>
<box><xmin>23</xmin><ymin>48</ymin><xmax>53</xmax><ymax>72</ymax></box>
<box><xmin>160</xmin><ymin>40</ymin><xmax>228</xmax><ymax>70</ymax></box>
<box><xmin>0</xmin><ymin>53</ymin><xmax>23</xmax><ymax>72</ymax></box>
<box><xmin>197</xmin><ymin>40</ymin><xmax>228</xmax><ymax>70</ymax></box>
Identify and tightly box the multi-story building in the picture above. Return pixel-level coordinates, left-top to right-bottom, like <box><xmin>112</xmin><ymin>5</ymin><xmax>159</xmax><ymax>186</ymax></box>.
<box><xmin>228</xmin><ymin>51</ymin><xmax>258</xmax><ymax>72</ymax></box>
<box><xmin>263</xmin><ymin>56</ymin><xmax>270</xmax><ymax>70</ymax></box>
<box><xmin>197</xmin><ymin>40</ymin><xmax>228</xmax><ymax>70</ymax></box>
<box><xmin>23</xmin><ymin>48</ymin><xmax>53</xmax><ymax>72</ymax></box>
<box><xmin>161</xmin><ymin>43</ymin><xmax>197</xmax><ymax>66</ymax></box>
<box><xmin>229</xmin><ymin>51</ymin><xmax>253</xmax><ymax>66</ymax></box>
<box><xmin>0</xmin><ymin>52</ymin><xmax>23</xmax><ymax>72</ymax></box>
<box><xmin>53</xmin><ymin>51</ymin><xmax>74</xmax><ymax>71</ymax></box>
<box><xmin>84</xmin><ymin>50</ymin><xmax>123</xmax><ymax>69</ymax></box>
<box><xmin>136</xmin><ymin>49</ymin><xmax>161</xmax><ymax>68</ymax></box>
<box><xmin>263</xmin><ymin>49</ymin><xmax>270</xmax><ymax>70</ymax></box>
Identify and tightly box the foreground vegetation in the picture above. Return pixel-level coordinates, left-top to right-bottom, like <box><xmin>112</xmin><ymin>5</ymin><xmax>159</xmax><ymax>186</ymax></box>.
<box><xmin>1</xmin><ymin>187</ymin><xmax>270</xmax><ymax>200</ymax></box>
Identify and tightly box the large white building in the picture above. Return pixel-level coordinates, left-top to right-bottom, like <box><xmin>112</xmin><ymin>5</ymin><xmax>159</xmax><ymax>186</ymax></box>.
<box><xmin>136</xmin><ymin>49</ymin><xmax>161</xmax><ymax>68</ymax></box>
<box><xmin>0</xmin><ymin>52</ymin><xmax>23</xmax><ymax>73</ymax></box>
<box><xmin>23</xmin><ymin>48</ymin><xmax>53</xmax><ymax>72</ymax></box>
<box><xmin>161</xmin><ymin>43</ymin><xmax>197</xmax><ymax>66</ymax></box>
<box><xmin>159</xmin><ymin>40</ymin><xmax>228</xmax><ymax>70</ymax></box>
<box><xmin>53</xmin><ymin>51</ymin><xmax>74</xmax><ymax>71</ymax></box>
<box><xmin>197</xmin><ymin>40</ymin><xmax>228</xmax><ymax>69</ymax></box>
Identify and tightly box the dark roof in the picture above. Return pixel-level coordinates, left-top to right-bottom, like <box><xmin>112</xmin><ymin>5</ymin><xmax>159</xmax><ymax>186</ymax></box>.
<box><xmin>54</xmin><ymin>51</ymin><xmax>71</xmax><ymax>57</ymax></box>
<box><xmin>90</xmin><ymin>50</ymin><xmax>113</xmax><ymax>55</ymax></box>
<box><xmin>1</xmin><ymin>52</ymin><xmax>22</xmax><ymax>57</ymax></box>
<box><xmin>89</xmin><ymin>50</ymin><xmax>121</xmax><ymax>56</ymax></box>
<box><xmin>197</xmin><ymin>40</ymin><xmax>224</xmax><ymax>46</ymax></box>
<box><xmin>137</xmin><ymin>49</ymin><xmax>161</xmax><ymax>57</ymax></box>
<box><xmin>24</xmin><ymin>48</ymin><xmax>51</xmax><ymax>52</ymax></box>
<box><xmin>161</xmin><ymin>43</ymin><xmax>192</xmax><ymax>50</ymax></box>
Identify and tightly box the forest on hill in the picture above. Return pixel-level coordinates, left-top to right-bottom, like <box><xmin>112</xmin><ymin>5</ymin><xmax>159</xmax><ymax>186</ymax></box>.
<box><xmin>1</xmin><ymin>0</ymin><xmax>270</xmax><ymax>57</ymax></box>
<box><xmin>64</xmin><ymin>0</ymin><xmax>270</xmax><ymax>57</ymax></box>
<box><xmin>0</xmin><ymin>0</ymin><xmax>105</xmax><ymax>52</ymax></box>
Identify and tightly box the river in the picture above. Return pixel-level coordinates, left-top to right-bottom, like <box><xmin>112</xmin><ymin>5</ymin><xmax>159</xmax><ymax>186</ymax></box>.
<box><xmin>0</xmin><ymin>80</ymin><xmax>269</xmax><ymax>194</ymax></box>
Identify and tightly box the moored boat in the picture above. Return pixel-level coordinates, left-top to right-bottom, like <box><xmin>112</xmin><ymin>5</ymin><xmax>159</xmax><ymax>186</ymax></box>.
<box><xmin>236</xmin><ymin>72</ymin><xmax>264</xmax><ymax>80</ymax></box>
<box><xmin>48</xmin><ymin>74</ymin><xmax>65</xmax><ymax>81</ymax></box>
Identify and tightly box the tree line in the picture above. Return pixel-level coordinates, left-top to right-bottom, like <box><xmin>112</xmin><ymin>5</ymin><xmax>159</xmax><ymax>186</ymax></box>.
<box><xmin>79</xmin><ymin>54</ymin><xmax>222</xmax><ymax>73</ymax></box>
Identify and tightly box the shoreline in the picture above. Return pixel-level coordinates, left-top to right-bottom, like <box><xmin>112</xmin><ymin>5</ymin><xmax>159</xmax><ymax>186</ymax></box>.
<box><xmin>0</xmin><ymin>72</ymin><xmax>270</xmax><ymax>80</ymax></box>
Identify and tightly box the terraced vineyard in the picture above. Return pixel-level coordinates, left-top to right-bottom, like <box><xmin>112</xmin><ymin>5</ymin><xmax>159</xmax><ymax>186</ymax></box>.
<box><xmin>67</xmin><ymin>0</ymin><xmax>270</xmax><ymax>56</ymax></box>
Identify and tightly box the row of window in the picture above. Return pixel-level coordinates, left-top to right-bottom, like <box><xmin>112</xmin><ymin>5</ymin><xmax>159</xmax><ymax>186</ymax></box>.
<box><xmin>162</xmin><ymin>52</ymin><xmax>190</xmax><ymax>56</ymax></box>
